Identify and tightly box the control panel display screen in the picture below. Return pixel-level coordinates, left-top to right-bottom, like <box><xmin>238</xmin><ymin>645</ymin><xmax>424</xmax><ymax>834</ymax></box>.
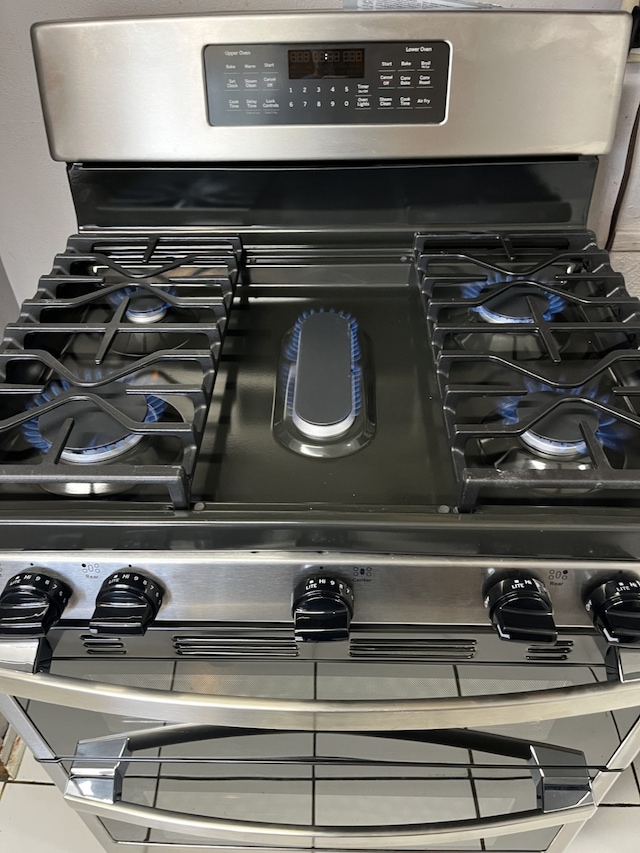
<box><xmin>288</xmin><ymin>48</ymin><xmax>365</xmax><ymax>79</ymax></box>
<box><xmin>204</xmin><ymin>41</ymin><xmax>450</xmax><ymax>127</ymax></box>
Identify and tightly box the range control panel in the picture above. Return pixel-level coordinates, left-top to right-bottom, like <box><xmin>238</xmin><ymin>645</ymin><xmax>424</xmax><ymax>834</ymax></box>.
<box><xmin>204</xmin><ymin>41</ymin><xmax>450</xmax><ymax>127</ymax></box>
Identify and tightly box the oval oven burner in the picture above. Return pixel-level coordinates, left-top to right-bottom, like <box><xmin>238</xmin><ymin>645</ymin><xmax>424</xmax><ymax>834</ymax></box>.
<box><xmin>273</xmin><ymin>308</ymin><xmax>375</xmax><ymax>458</ymax></box>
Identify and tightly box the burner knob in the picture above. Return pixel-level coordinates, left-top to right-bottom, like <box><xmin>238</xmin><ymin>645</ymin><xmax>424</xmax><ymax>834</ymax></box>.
<box><xmin>292</xmin><ymin>576</ymin><xmax>354</xmax><ymax>643</ymax></box>
<box><xmin>585</xmin><ymin>578</ymin><xmax>640</xmax><ymax>645</ymax></box>
<box><xmin>89</xmin><ymin>571</ymin><xmax>164</xmax><ymax>636</ymax></box>
<box><xmin>0</xmin><ymin>572</ymin><xmax>72</xmax><ymax>637</ymax></box>
<box><xmin>485</xmin><ymin>576</ymin><xmax>558</xmax><ymax>644</ymax></box>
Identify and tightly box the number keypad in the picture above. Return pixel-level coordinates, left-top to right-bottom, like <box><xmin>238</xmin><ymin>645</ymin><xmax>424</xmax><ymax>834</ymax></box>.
<box><xmin>205</xmin><ymin>41</ymin><xmax>450</xmax><ymax>127</ymax></box>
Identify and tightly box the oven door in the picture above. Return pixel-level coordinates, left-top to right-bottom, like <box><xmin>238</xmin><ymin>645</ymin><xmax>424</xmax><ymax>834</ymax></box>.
<box><xmin>1</xmin><ymin>632</ymin><xmax>640</xmax><ymax>853</ymax></box>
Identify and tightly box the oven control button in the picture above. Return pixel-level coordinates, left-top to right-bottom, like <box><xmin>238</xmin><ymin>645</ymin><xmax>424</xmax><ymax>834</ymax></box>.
<box><xmin>485</xmin><ymin>576</ymin><xmax>558</xmax><ymax>644</ymax></box>
<box><xmin>292</xmin><ymin>576</ymin><xmax>354</xmax><ymax>643</ymax></box>
<box><xmin>585</xmin><ymin>579</ymin><xmax>640</xmax><ymax>645</ymax></box>
<box><xmin>0</xmin><ymin>572</ymin><xmax>72</xmax><ymax>637</ymax></box>
<box><xmin>89</xmin><ymin>572</ymin><xmax>165</xmax><ymax>636</ymax></box>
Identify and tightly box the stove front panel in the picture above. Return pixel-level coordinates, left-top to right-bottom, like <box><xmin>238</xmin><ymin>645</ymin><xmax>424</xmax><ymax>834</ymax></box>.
<box><xmin>0</xmin><ymin>550</ymin><xmax>636</xmax><ymax>629</ymax></box>
<box><xmin>32</xmin><ymin>11</ymin><xmax>630</xmax><ymax>161</ymax></box>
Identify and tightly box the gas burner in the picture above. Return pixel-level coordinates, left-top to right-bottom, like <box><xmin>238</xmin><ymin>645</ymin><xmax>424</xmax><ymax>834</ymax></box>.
<box><xmin>22</xmin><ymin>379</ymin><xmax>166</xmax><ymax>464</ymax></box>
<box><xmin>106</xmin><ymin>285</ymin><xmax>174</xmax><ymax>325</ymax></box>
<box><xmin>515</xmin><ymin>395</ymin><xmax>600</xmax><ymax>459</ymax></box>
<box><xmin>476</xmin><ymin>386</ymin><xmax>627</xmax><ymax>490</ymax></box>
<box><xmin>451</xmin><ymin>275</ymin><xmax>569</xmax><ymax>359</ymax></box>
<box><xmin>273</xmin><ymin>307</ymin><xmax>375</xmax><ymax>458</ymax></box>
<box><xmin>101</xmin><ymin>286</ymin><xmax>200</xmax><ymax>356</ymax></box>
<box><xmin>472</xmin><ymin>288</ymin><xmax>566</xmax><ymax>326</ymax></box>
<box><xmin>496</xmin><ymin>388</ymin><xmax>620</xmax><ymax>462</ymax></box>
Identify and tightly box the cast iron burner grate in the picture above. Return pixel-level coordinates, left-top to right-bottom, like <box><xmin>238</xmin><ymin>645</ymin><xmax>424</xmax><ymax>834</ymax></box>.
<box><xmin>416</xmin><ymin>230</ymin><xmax>640</xmax><ymax>363</ymax></box>
<box><xmin>415</xmin><ymin>231</ymin><xmax>640</xmax><ymax>512</ymax></box>
<box><xmin>0</xmin><ymin>233</ymin><xmax>242</xmax><ymax>507</ymax></box>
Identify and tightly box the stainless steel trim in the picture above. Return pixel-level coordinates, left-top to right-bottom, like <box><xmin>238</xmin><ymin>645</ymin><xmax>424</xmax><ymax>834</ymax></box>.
<box><xmin>31</xmin><ymin>12</ymin><xmax>630</xmax><ymax>162</ymax></box>
<box><xmin>3</xmin><ymin>665</ymin><xmax>640</xmax><ymax>730</ymax></box>
<box><xmin>64</xmin><ymin>796</ymin><xmax>595</xmax><ymax>848</ymax></box>
<box><xmin>0</xmin><ymin>550</ymin><xmax>634</xmax><ymax>627</ymax></box>
<box><xmin>66</xmin><ymin>723</ymin><xmax>594</xmax><ymax>814</ymax></box>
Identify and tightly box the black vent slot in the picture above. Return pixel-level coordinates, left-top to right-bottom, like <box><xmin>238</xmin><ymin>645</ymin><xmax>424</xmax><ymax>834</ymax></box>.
<box><xmin>81</xmin><ymin>634</ymin><xmax>126</xmax><ymax>655</ymax></box>
<box><xmin>173</xmin><ymin>635</ymin><xmax>299</xmax><ymax>659</ymax></box>
<box><xmin>526</xmin><ymin>640</ymin><xmax>574</xmax><ymax>662</ymax></box>
<box><xmin>350</xmin><ymin>638</ymin><xmax>477</xmax><ymax>661</ymax></box>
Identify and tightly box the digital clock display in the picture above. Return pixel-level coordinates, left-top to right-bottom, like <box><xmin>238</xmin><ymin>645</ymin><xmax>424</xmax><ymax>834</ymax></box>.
<box><xmin>288</xmin><ymin>48</ymin><xmax>365</xmax><ymax>79</ymax></box>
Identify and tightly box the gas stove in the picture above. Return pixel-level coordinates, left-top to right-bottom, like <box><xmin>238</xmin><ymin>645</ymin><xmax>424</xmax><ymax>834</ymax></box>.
<box><xmin>1</xmin><ymin>11</ymin><xmax>640</xmax><ymax>853</ymax></box>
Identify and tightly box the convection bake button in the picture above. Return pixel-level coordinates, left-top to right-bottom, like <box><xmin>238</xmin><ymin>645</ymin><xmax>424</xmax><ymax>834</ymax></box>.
<box><xmin>585</xmin><ymin>578</ymin><xmax>640</xmax><ymax>645</ymax></box>
<box><xmin>0</xmin><ymin>572</ymin><xmax>72</xmax><ymax>637</ymax></box>
<box><xmin>89</xmin><ymin>571</ymin><xmax>165</xmax><ymax>636</ymax></box>
<box><xmin>292</xmin><ymin>576</ymin><xmax>354</xmax><ymax>643</ymax></box>
<box><xmin>485</xmin><ymin>576</ymin><xmax>558</xmax><ymax>644</ymax></box>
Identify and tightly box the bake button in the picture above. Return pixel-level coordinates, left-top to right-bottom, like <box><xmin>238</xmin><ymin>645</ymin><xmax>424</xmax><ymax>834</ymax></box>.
<box><xmin>225</xmin><ymin>78</ymin><xmax>240</xmax><ymax>90</ymax></box>
<box><xmin>224</xmin><ymin>63</ymin><xmax>238</xmax><ymax>72</ymax></box>
<box><xmin>398</xmin><ymin>74</ymin><xmax>414</xmax><ymax>88</ymax></box>
<box><xmin>378</xmin><ymin>73</ymin><xmax>395</xmax><ymax>88</ymax></box>
<box><xmin>417</xmin><ymin>74</ymin><xmax>432</xmax><ymax>87</ymax></box>
<box><xmin>397</xmin><ymin>94</ymin><xmax>413</xmax><ymax>109</ymax></box>
<box><xmin>356</xmin><ymin>96</ymin><xmax>371</xmax><ymax>109</ymax></box>
<box><xmin>399</xmin><ymin>58</ymin><xmax>415</xmax><ymax>71</ymax></box>
<box><xmin>378</xmin><ymin>95</ymin><xmax>394</xmax><ymax>109</ymax></box>
<box><xmin>243</xmin><ymin>78</ymin><xmax>259</xmax><ymax>89</ymax></box>
<box><xmin>262</xmin><ymin>75</ymin><xmax>279</xmax><ymax>89</ymax></box>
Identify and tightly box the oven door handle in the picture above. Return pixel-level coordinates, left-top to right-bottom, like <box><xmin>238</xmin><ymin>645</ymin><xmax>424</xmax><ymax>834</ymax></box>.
<box><xmin>63</xmin><ymin>723</ymin><xmax>595</xmax><ymax>848</ymax></box>
<box><xmin>1</xmin><ymin>656</ymin><xmax>640</xmax><ymax>730</ymax></box>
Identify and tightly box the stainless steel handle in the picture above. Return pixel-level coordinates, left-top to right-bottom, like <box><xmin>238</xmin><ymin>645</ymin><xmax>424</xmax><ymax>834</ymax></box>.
<box><xmin>2</xmin><ymin>662</ymin><xmax>640</xmax><ymax>731</ymax></box>
<box><xmin>64</xmin><ymin>724</ymin><xmax>594</xmax><ymax>848</ymax></box>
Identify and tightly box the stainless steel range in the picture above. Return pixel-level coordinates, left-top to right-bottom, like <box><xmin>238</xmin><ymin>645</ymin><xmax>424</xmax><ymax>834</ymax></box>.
<box><xmin>0</xmin><ymin>9</ymin><xmax>639</xmax><ymax>853</ymax></box>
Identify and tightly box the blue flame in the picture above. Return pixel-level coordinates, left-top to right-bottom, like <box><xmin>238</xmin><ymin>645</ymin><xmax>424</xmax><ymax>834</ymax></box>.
<box><xmin>22</xmin><ymin>377</ymin><xmax>166</xmax><ymax>457</ymax></box>
<box><xmin>106</xmin><ymin>285</ymin><xmax>176</xmax><ymax>318</ymax></box>
<box><xmin>462</xmin><ymin>272</ymin><xmax>566</xmax><ymax>323</ymax></box>
<box><xmin>496</xmin><ymin>381</ymin><xmax>621</xmax><ymax>451</ymax></box>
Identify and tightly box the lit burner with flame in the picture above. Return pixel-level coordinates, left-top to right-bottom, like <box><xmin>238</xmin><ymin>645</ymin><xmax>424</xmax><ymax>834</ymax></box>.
<box><xmin>22</xmin><ymin>373</ymin><xmax>166</xmax><ymax>463</ymax></box>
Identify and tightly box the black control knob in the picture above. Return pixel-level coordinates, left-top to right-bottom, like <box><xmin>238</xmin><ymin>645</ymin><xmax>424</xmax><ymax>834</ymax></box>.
<box><xmin>89</xmin><ymin>571</ymin><xmax>164</xmax><ymax>636</ymax></box>
<box><xmin>0</xmin><ymin>572</ymin><xmax>72</xmax><ymax>637</ymax></box>
<box><xmin>485</xmin><ymin>576</ymin><xmax>558</xmax><ymax>644</ymax></box>
<box><xmin>585</xmin><ymin>578</ymin><xmax>640</xmax><ymax>645</ymax></box>
<box><xmin>292</xmin><ymin>576</ymin><xmax>354</xmax><ymax>643</ymax></box>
